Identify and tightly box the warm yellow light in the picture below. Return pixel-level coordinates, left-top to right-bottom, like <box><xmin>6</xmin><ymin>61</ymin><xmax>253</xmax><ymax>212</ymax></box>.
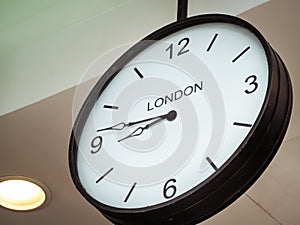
<box><xmin>0</xmin><ymin>178</ymin><xmax>46</xmax><ymax>211</ymax></box>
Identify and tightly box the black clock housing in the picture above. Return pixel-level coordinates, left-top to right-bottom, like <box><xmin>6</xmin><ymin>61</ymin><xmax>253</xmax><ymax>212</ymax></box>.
<box><xmin>69</xmin><ymin>14</ymin><xmax>292</xmax><ymax>225</ymax></box>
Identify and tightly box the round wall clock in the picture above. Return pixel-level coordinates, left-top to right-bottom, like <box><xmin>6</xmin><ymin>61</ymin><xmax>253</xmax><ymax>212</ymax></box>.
<box><xmin>69</xmin><ymin>14</ymin><xmax>292</xmax><ymax>225</ymax></box>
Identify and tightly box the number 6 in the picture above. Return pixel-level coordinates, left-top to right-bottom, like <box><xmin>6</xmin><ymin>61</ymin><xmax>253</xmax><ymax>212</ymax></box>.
<box><xmin>163</xmin><ymin>179</ymin><xmax>177</xmax><ymax>199</ymax></box>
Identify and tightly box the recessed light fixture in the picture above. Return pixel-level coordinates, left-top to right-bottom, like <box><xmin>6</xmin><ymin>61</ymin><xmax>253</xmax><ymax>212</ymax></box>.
<box><xmin>0</xmin><ymin>176</ymin><xmax>48</xmax><ymax>211</ymax></box>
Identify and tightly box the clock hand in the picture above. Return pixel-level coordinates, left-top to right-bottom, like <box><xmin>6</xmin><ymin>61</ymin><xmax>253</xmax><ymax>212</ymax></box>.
<box><xmin>97</xmin><ymin>122</ymin><xmax>127</xmax><ymax>132</ymax></box>
<box><xmin>117</xmin><ymin>118</ymin><xmax>164</xmax><ymax>142</ymax></box>
<box><xmin>117</xmin><ymin>110</ymin><xmax>177</xmax><ymax>142</ymax></box>
<box><xmin>97</xmin><ymin>110</ymin><xmax>177</xmax><ymax>132</ymax></box>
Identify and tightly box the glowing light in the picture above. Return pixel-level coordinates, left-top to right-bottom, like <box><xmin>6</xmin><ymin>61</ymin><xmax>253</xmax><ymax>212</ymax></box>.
<box><xmin>0</xmin><ymin>178</ymin><xmax>46</xmax><ymax>211</ymax></box>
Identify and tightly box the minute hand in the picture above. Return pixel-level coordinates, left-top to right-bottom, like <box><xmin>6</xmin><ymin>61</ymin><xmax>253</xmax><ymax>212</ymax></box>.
<box><xmin>97</xmin><ymin>110</ymin><xmax>176</xmax><ymax>132</ymax></box>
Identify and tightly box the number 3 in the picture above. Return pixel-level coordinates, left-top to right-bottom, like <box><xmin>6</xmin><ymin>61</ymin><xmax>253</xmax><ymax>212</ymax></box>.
<box><xmin>245</xmin><ymin>75</ymin><xmax>258</xmax><ymax>94</ymax></box>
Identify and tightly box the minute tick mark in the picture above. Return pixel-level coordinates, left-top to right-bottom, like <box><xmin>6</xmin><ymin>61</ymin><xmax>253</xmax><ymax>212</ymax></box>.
<box><xmin>134</xmin><ymin>67</ymin><xmax>144</xmax><ymax>79</ymax></box>
<box><xmin>232</xmin><ymin>46</ymin><xmax>250</xmax><ymax>63</ymax></box>
<box><xmin>206</xmin><ymin>157</ymin><xmax>218</xmax><ymax>171</ymax></box>
<box><xmin>124</xmin><ymin>182</ymin><xmax>137</xmax><ymax>203</ymax></box>
<box><xmin>96</xmin><ymin>168</ymin><xmax>114</xmax><ymax>183</ymax></box>
<box><xmin>103</xmin><ymin>105</ymin><xmax>119</xmax><ymax>110</ymax></box>
<box><xmin>207</xmin><ymin>33</ymin><xmax>218</xmax><ymax>52</ymax></box>
<box><xmin>233</xmin><ymin>122</ymin><xmax>252</xmax><ymax>127</ymax></box>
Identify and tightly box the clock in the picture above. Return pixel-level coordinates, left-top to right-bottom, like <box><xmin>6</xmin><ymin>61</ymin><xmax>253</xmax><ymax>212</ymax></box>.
<box><xmin>69</xmin><ymin>14</ymin><xmax>292</xmax><ymax>225</ymax></box>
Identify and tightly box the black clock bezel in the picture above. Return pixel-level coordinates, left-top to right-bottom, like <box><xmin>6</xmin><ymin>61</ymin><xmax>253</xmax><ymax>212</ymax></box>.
<box><xmin>69</xmin><ymin>14</ymin><xmax>292</xmax><ymax>225</ymax></box>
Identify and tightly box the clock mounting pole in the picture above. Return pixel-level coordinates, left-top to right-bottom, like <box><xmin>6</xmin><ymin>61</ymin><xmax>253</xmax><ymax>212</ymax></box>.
<box><xmin>177</xmin><ymin>0</ymin><xmax>188</xmax><ymax>21</ymax></box>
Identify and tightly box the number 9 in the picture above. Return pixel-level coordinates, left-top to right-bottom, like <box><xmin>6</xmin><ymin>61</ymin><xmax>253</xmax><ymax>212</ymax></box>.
<box><xmin>91</xmin><ymin>136</ymin><xmax>103</xmax><ymax>154</ymax></box>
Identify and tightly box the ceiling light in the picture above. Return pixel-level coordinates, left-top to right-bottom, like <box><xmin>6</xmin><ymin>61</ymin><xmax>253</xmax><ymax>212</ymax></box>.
<box><xmin>0</xmin><ymin>176</ymin><xmax>48</xmax><ymax>211</ymax></box>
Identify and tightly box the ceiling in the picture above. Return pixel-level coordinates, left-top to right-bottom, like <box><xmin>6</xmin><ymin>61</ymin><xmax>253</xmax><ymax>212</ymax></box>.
<box><xmin>0</xmin><ymin>0</ymin><xmax>268</xmax><ymax>116</ymax></box>
<box><xmin>0</xmin><ymin>0</ymin><xmax>299</xmax><ymax>224</ymax></box>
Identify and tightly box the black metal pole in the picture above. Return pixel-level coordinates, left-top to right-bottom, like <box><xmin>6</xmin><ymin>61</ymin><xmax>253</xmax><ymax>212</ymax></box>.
<box><xmin>177</xmin><ymin>0</ymin><xmax>188</xmax><ymax>21</ymax></box>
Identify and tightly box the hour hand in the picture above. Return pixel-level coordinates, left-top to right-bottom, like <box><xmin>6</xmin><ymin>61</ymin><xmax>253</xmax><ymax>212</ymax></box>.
<box><xmin>117</xmin><ymin>126</ymin><xmax>146</xmax><ymax>142</ymax></box>
<box><xmin>117</xmin><ymin>117</ymin><xmax>164</xmax><ymax>142</ymax></box>
<box><xmin>118</xmin><ymin>111</ymin><xmax>177</xmax><ymax>142</ymax></box>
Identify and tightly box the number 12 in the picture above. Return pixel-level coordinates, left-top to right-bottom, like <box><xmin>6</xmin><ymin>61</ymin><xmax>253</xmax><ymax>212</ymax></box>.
<box><xmin>166</xmin><ymin>37</ymin><xmax>190</xmax><ymax>59</ymax></box>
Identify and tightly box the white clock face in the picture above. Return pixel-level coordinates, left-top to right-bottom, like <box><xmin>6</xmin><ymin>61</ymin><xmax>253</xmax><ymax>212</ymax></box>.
<box><xmin>76</xmin><ymin>22</ymin><xmax>268</xmax><ymax>209</ymax></box>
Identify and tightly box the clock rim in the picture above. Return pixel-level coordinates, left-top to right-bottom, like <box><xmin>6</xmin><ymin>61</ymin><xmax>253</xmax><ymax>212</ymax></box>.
<box><xmin>68</xmin><ymin>13</ymin><xmax>292</xmax><ymax>225</ymax></box>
